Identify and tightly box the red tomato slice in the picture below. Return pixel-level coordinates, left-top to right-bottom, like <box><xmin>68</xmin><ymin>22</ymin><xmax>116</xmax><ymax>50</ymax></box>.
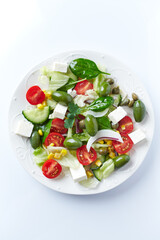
<box><xmin>74</xmin><ymin>80</ymin><xmax>93</xmax><ymax>95</ymax></box>
<box><xmin>26</xmin><ymin>86</ymin><xmax>45</xmax><ymax>105</ymax></box>
<box><xmin>117</xmin><ymin>116</ymin><xmax>133</xmax><ymax>134</ymax></box>
<box><xmin>112</xmin><ymin>134</ymin><xmax>133</xmax><ymax>154</ymax></box>
<box><xmin>50</xmin><ymin>118</ymin><xmax>67</xmax><ymax>134</ymax></box>
<box><xmin>77</xmin><ymin>145</ymin><xmax>97</xmax><ymax>165</ymax></box>
<box><xmin>42</xmin><ymin>159</ymin><xmax>62</xmax><ymax>179</ymax></box>
<box><xmin>44</xmin><ymin>132</ymin><xmax>65</xmax><ymax>146</ymax></box>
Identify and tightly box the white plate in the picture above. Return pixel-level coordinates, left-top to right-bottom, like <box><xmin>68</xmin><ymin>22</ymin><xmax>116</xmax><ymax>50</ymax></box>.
<box><xmin>8</xmin><ymin>50</ymin><xmax>154</xmax><ymax>195</ymax></box>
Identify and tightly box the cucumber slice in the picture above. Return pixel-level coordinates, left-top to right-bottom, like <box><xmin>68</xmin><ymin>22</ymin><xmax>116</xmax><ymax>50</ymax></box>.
<box><xmin>22</xmin><ymin>106</ymin><xmax>50</xmax><ymax>124</ymax></box>
<box><xmin>93</xmin><ymin>159</ymin><xmax>115</xmax><ymax>181</ymax></box>
<box><xmin>90</xmin><ymin>155</ymin><xmax>105</xmax><ymax>170</ymax></box>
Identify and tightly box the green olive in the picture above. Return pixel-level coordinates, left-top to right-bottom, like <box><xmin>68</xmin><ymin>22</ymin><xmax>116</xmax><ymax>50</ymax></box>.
<box><xmin>99</xmin><ymin>82</ymin><xmax>111</xmax><ymax>97</ymax></box>
<box><xmin>64</xmin><ymin>137</ymin><xmax>82</xmax><ymax>149</ymax></box>
<box><xmin>85</xmin><ymin>115</ymin><xmax>98</xmax><ymax>136</ymax></box>
<box><xmin>97</xmin><ymin>147</ymin><xmax>108</xmax><ymax>155</ymax></box>
<box><xmin>113</xmin><ymin>154</ymin><xmax>130</xmax><ymax>168</ymax></box>
<box><xmin>79</xmin><ymin>120</ymin><xmax>85</xmax><ymax>129</ymax></box>
<box><xmin>52</xmin><ymin>91</ymin><xmax>73</xmax><ymax>106</ymax></box>
<box><xmin>133</xmin><ymin>100</ymin><xmax>146</xmax><ymax>122</ymax></box>
<box><xmin>30</xmin><ymin>131</ymin><xmax>41</xmax><ymax>149</ymax></box>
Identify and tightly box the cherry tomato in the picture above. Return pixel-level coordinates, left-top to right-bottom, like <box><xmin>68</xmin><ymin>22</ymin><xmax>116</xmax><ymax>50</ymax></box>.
<box><xmin>77</xmin><ymin>145</ymin><xmax>97</xmax><ymax>165</ymax></box>
<box><xmin>44</xmin><ymin>132</ymin><xmax>65</xmax><ymax>146</ymax></box>
<box><xmin>74</xmin><ymin>80</ymin><xmax>93</xmax><ymax>95</ymax></box>
<box><xmin>42</xmin><ymin>159</ymin><xmax>62</xmax><ymax>179</ymax></box>
<box><xmin>26</xmin><ymin>86</ymin><xmax>45</xmax><ymax>105</ymax></box>
<box><xmin>112</xmin><ymin>134</ymin><xmax>133</xmax><ymax>154</ymax></box>
<box><xmin>117</xmin><ymin>116</ymin><xmax>133</xmax><ymax>134</ymax></box>
<box><xmin>50</xmin><ymin>118</ymin><xmax>67</xmax><ymax>134</ymax></box>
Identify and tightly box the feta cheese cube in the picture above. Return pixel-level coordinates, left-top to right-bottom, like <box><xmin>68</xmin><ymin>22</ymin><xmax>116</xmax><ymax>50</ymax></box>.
<box><xmin>49</xmin><ymin>103</ymin><xmax>68</xmax><ymax>120</ymax></box>
<box><xmin>128</xmin><ymin>129</ymin><xmax>145</xmax><ymax>144</ymax></box>
<box><xmin>53</xmin><ymin>62</ymin><xmax>68</xmax><ymax>73</ymax></box>
<box><xmin>14</xmin><ymin>119</ymin><xmax>34</xmax><ymax>137</ymax></box>
<box><xmin>108</xmin><ymin>106</ymin><xmax>127</xmax><ymax>124</ymax></box>
<box><xmin>70</xmin><ymin>164</ymin><xmax>87</xmax><ymax>182</ymax></box>
<box><xmin>67</xmin><ymin>89</ymin><xmax>77</xmax><ymax>98</ymax></box>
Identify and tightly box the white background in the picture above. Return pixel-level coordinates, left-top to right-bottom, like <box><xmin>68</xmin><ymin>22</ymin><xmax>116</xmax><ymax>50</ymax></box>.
<box><xmin>0</xmin><ymin>0</ymin><xmax>160</xmax><ymax>239</ymax></box>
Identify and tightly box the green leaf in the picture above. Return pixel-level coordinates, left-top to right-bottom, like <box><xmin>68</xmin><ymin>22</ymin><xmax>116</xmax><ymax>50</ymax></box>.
<box><xmin>68</xmin><ymin>102</ymin><xmax>81</xmax><ymax>115</ymax></box>
<box><xmin>87</xmin><ymin>96</ymin><xmax>114</xmax><ymax>112</ymax></box>
<box><xmin>42</xmin><ymin>119</ymin><xmax>52</xmax><ymax>143</ymax></box>
<box><xmin>73</xmin><ymin>130</ymin><xmax>90</xmax><ymax>142</ymax></box>
<box><xmin>97</xmin><ymin>116</ymin><xmax>111</xmax><ymax>130</ymax></box>
<box><xmin>69</xmin><ymin>58</ymin><xmax>110</xmax><ymax>79</ymax></box>
<box><xmin>64</xmin><ymin>117</ymin><xmax>75</xmax><ymax>129</ymax></box>
<box><xmin>33</xmin><ymin>147</ymin><xmax>48</xmax><ymax>166</ymax></box>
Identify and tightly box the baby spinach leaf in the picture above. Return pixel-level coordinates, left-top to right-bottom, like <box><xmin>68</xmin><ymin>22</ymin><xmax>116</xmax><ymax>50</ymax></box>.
<box><xmin>97</xmin><ymin>116</ymin><xmax>111</xmax><ymax>130</ymax></box>
<box><xmin>69</xmin><ymin>58</ymin><xmax>110</xmax><ymax>79</ymax></box>
<box><xmin>87</xmin><ymin>96</ymin><xmax>114</xmax><ymax>112</ymax></box>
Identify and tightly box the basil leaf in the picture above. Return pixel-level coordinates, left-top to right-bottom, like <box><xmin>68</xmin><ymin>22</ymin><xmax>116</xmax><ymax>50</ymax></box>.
<box><xmin>88</xmin><ymin>96</ymin><xmax>114</xmax><ymax>112</ymax></box>
<box><xmin>69</xmin><ymin>58</ymin><xmax>110</xmax><ymax>79</ymax></box>
<box><xmin>97</xmin><ymin>116</ymin><xmax>111</xmax><ymax>130</ymax></box>
<box><xmin>42</xmin><ymin>119</ymin><xmax>52</xmax><ymax>143</ymax></box>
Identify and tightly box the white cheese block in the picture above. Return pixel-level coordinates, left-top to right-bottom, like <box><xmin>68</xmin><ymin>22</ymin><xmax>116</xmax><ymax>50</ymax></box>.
<box><xmin>128</xmin><ymin>129</ymin><xmax>146</xmax><ymax>144</ymax></box>
<box><xmin>70</xmin><ymin>164</ymin><xmax>87</xmax><ymax>182</ymax></box>
<box><xmin>67</xmin><ymin>89</ymin><xmax>77</xmax><ymax>98</ymax></box>
<box><xmin>53</xmin><ymin>62</ymin><xmax>68</xmax><ymax>73</ymax></box>
<box><xmin>14</xmin><ymin>119</ymin><xmax>34</xmax><ymax>137</ymax></box>
<box><xmin>108</xmin><ymin>106</ymin><xmax>127</xmax><ymax>124</ymax></box>
<box><xmin>49</xmin><ymin>103</ymin><xmax>68</xmax><ymax>120</ymax></box>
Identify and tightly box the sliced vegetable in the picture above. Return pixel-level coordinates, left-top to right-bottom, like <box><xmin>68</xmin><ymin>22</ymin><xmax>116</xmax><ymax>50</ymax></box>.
<box><xmin>50</xmin><ymin>118</ymin><xmax>67</xmax><ymax>134</ymax></box>
<box><xmin>73</xmin><ymin>130</ymin><xmax>90</xmax><ymax>142</ymax></box>
<box><xmin>74</xmin><ymin>80</ymin><xmax>93</xmax><ymax>95</ymax></box>
<box><xmin>86</xmin><ymin>129</ymin><xmax>123</xmax><ymax>152</ymax></box>
<box><xmin>42</xmin><ymin>159</ymin><xmax>62</xmax><ymax>179</ymax></box>
<box><xmin>26</xmin><ymin>86</ymin><xmax>45</xmax><ymax>105</ymax></box>
<box><xmin>79</xmin><ymin>177</ymin><xmax>99</xmax><ymax>189</ymax></box>
<box><xmin>44</xmin><ymin>132</ymin><xmax>65</xmax><ymax>146</ymax></box>
<box><xmin>112</xmin><ymin>134</ymin><xmax>133</xmax><ymax>154</ymax></box>
<box><xmin>117</xmin><ymin>116</ymin><xmax>133</xmax><ymax>134</ymax></box>
<box><xmin>83</xmin><ymin>107</ymin><xmax>109</xmax><ymax>118</ymax></box>
<box><xmin>93</xmin><ymin>159</ymin><xmax>114</xmax><ymax>181</ymax></box>
<box><xmin>77</xmin><ymin>145</ymin><xmax>97</xmax><ymax>165</ymax></box>
<box><xmin>22</xmin><ymin>106</ymin><xmax>50</xmax><ymax>124</ymax></box>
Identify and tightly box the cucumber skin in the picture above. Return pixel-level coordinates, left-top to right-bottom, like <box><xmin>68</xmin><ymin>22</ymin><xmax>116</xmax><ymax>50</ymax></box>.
<box><xmin>22</xmin><ymin>106</ymin><xmax>50</xmax><ymax>125</ymax></box>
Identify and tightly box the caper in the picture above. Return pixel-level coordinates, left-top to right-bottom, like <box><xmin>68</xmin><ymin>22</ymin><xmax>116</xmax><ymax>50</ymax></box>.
<box><xmin>112</xmin><ymin>86</ymin><xmax>120</xmax><ymax>94</ymax></box>
<box><xmin>111</xmin><ymin>122</ymin><xmax>119</xmax><ymax>129</ymax></box>
<box><xmin>85</xmin><ymin>115</ymin><xmax>98</xmax><ymax>136</ymax></box>
<box><xmin>99</xmin><ymin>82</ymin><xmax>111</xmax><ymax>97</ymax></box>
<box><xmin>133</xmin><ymin>100</ymin><xmax>146</xmax><ymax>122</ymax></box>
<box><xmin>132</xmin><ymin>93</ymin><xmax>138</xmax><ymax>101</ymax></box>
<box><xmin>107</xmin><ymin>78</ymin><xmax>114</xmax><ymax>85</ymax></box>
<box><xmin>52</xmin><ymin>91</ymin><xmax>73</xmax><ymax>106</ymax></box>
<box><xmin>128</xmin><ymin>99</ymin><xmax>134</xmax><ymax>108</ymax></box>
<box><xmin>79</xmin><ymin>119</ymin><xmax>85</xmax><ymax>129</ymax></box>
<box><xmin>30</xmin><ymin>131</ymin><xmax>41</xmax><ymax>149</ymax></box>
<box><xmin>97</xmin><ymin>147</ymin><xmax>108</xmax><ymax>155</ymax></box>
<box><xmin>64</xmin><ymin>137</ymin><xmax>82</xmax><ymax>149</ymax></box>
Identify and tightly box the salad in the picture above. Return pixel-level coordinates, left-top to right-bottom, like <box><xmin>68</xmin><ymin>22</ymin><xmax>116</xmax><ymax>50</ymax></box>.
<box><xmin>14</xmin><ymin>58</ymin><xmax>146</xmax><ymax>189</ymax></box>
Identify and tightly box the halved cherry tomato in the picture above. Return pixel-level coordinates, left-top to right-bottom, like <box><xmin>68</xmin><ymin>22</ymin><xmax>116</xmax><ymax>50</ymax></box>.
<box><xmin>42</xmin><ymin>159</ymin><xmax>62</xmax><ymax>179</ymax></box>
<box><xmin>26</xmin><ymin>86</ymin><xmax>45</xmax><ymax>105</ymax></box>
<box><xmin>44</xmin><ymin>132</ymin><xmax>65</xmax><ymax>146</ymax></box>
<box><xmin>77</xmin><ymin>145</ymin><xmax>97</xmax><ymax>165</ymax></box>
<box><xmin>50</xmin><ymin>118</ymin><xmax>67</xmax><ymax>134</ymax></box>
<box><xmin>117</xmin><ymin>116</ymin><xmax>133</xmax><ymax>134</ymax></box>
<box><xmin>74</xmin><ymin>80</ymin><xmax>93</xmax><ymax>95</ymax></box>
<box><xmin>112</xmin><ymin>134</ymin><xmax>133</xmax><ymax>154</ymax></box>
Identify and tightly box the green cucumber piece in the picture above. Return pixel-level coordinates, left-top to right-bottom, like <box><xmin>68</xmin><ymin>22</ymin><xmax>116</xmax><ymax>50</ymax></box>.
<box><xmin>93</xmin><ymin>159</ymin><xmax>115</xmax><ymax>181</ymax></box>
<box><xmin>22</xmin><ymin>106</ymin><xmax>50</xmax><ymax>124</ymax></box>
<box><xmin>90</xmin><ymin>155</ymin><xmax>105</xmax><ymax>170</ymax></box>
